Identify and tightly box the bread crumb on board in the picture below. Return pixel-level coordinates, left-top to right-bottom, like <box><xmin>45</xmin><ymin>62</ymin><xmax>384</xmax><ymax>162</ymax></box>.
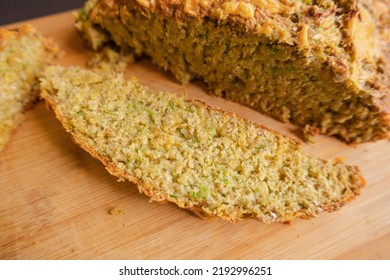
<box><xmin>109</xmin><ymin>207</ymin><xmax>126</xmax><ymax>215</ymax></box>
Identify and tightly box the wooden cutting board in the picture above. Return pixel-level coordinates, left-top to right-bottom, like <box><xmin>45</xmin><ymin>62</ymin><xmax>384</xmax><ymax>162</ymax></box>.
<box><xmin>1</xmin><ymin>11</ymin><xmax>389</xmax><ymax>260</ymax></box>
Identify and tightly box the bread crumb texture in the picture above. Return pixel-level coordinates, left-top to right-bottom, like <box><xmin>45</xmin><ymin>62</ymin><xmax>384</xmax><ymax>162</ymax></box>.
<box><xmin>87</xmin><ymin>46</ymin><xmax>135</xmax><ymax>73</ymax></box>
<box><xmin>0</xmin><ymin>25</ymin><xmax>56</xmax><ymax>151</ymax></box>
<box><xmin>76</xmin><ymin>0</ymin><xmax>390</xmax><ymax>144</ymax></box>
<box><xmin>40</xmin><ymin>66</ymin><xmax>365</xmax><ymax>223</ymax></box>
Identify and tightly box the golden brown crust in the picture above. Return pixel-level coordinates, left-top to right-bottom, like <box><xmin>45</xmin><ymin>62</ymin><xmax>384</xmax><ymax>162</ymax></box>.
<box><xmin>119</xmin><ymin>0</ymin><xmax>300</xmax><ymax>45</ymax></box>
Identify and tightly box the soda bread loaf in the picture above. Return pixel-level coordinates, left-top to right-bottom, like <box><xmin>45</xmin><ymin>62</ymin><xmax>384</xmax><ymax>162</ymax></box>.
<box><xmin>40</xmin><ymin>65</ymin><xmax>365</xmax><ymax>223</ymax></box>
<box><xmin>0</xmin><ymin>25</ymin><xmax>56</xmax><ymax>151</ymax></box>
<box><xmin>76</xmin><ymin>0</ymin><xmax>390</xmax><ymax>144</ymax></box>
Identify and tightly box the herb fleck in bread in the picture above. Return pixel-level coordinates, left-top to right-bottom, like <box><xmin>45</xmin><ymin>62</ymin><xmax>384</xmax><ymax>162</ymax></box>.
<box><xmin>0</xmin><ymin>25</ymin><xmax>56</xmax><ymax>151</ymax></box>
<box><xmin>76</xmin><ymin>0</ymin><xmax>390</xmax><ymax>144</ymax></box>
<box><xmin>40</xmin><ymin>65</ymin><xmax>365</xmax><ymax>223</ymax></box>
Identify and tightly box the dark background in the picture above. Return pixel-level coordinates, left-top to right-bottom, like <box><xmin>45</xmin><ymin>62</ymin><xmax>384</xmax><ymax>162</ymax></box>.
<box><xmin>0</xmin><ymin>0</ymin><xmax>85</xmax><ymax>25</ymax></box>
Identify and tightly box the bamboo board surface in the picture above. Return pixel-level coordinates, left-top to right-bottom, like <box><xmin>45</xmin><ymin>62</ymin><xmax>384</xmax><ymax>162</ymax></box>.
<box><xmin>1</xmin><ymin>11</ymin><xmax>390</xmax><ymax>260</ymax></box>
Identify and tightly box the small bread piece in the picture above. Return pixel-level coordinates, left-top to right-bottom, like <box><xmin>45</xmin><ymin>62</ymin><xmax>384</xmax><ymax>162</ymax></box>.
<box><xmin>40</xmin><ymin>65</ymin><xmax>365</xmax><ymax>223</ymax></box>
<box><xmin>0</xmin><ymin>25</ymin><xmax>55</xmax><ymax>151</ymax></box>
<box><xmin>76</xmin><ymin>0</ymin><xmax>390</xmax><ymax>144</ymax></box>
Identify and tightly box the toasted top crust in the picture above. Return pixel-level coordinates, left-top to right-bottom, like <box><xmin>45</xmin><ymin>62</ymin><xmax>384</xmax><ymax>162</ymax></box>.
<box><xmin>124</xmin><ymin>0</ymin><xmax>387</xmax><ymax>49</ymax></box>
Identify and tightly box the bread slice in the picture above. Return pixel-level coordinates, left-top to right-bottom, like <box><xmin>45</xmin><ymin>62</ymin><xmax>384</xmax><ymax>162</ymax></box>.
<box><xmin>40</xmin><ymin>65</ymin><xmax>365</xmax><ymax>223</ymax></box>
<box><xmin>76</xmin><ymin>0</ymin><xmax>390</xmax><ymax>144</ymax></box>
<box><xmin>0</xmin><ymin>25</ymin><xmax>56</xmax><ymax>151</ymax></box>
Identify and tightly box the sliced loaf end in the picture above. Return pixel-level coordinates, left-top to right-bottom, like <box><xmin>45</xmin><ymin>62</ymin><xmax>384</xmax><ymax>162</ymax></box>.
<box><xmin>76</xmin><ymin>0</ymin><xmax>390</xmax><ymax>144</ymax></box>
<box><xmin>0</xmin><ymin>24</ymin><xmax>58</xmax><ymax>151</ymax></box>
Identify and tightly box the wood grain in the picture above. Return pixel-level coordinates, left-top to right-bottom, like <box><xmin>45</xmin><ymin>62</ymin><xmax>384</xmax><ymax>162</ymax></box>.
<box><xmin>1</xmin><ymin>11</ymin><xmax>389</xmax><ymax>260</ymax></box>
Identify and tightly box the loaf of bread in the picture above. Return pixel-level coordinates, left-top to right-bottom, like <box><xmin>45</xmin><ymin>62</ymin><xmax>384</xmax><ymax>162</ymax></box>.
<box><xmin>40</xmin><ymin>65</ymin><xmax>365</xmax><ymax>223</ymax></box>
<box><xmin>76</xmin><ymin>0</ymin><xmax>390</xmax><ymax>144</ymax></box>
<box><xmin>0</xmin><ymin>25</ymin><xmax>56</xmax><ymax>151</ymax></box>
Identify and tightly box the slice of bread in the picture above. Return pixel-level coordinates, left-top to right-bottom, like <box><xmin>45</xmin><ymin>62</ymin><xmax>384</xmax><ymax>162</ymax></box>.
<box><xmin>0</xmin><ymin>25</ymin><xmax>56</xmax><ymax>151</ymax></box>
<box><xmin>76</xmin><ymin>0</ymin><xmax>390</xmax><ymax>144</ymax></box>
<box><xmin>40</xmin><ymin>65</ymin><xmax>365</xmax><ymax>223</ymax></box>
